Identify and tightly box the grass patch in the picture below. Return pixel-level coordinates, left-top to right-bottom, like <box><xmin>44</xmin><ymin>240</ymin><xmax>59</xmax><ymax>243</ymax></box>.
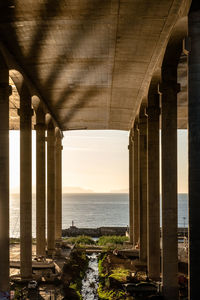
<box><xmin>63</xmin><ymin>235</ymin><xmax>95</xmax><ymax>245</ymax></box>
<box><xmin>109</xmin><ymin>267</ymin><xmax>130</xmax><ymax>282</ymax></box>
<box><xmin>98</xmin><ymin>236</ymin><xmax>129</xmax><ymax>248</ymax></box>
<box><xmin>10</xmin><ymin>238</ymin><xmax>20</xmax><ymax>244</ymax></box>
<box><xmin>98</xmin><ymin>282</ymin><xmax>127</xmax><ymax>300</ymax></box>
<box><xmin>98</xmin><ymin>252</ymin><xmax>107</xmax><ymax>277</ymax></box>
<box><xmin>10</xmin><ymin>238</ymin><xmax>36</xmax><ymax>244</ymax></box>
<box><xmin>98</xmin><ymin>253</ymin><xmax>130</xmax><ymax>299</ymax></box>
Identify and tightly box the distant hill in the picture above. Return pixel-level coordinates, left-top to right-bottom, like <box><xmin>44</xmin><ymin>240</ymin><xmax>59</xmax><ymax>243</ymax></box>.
<box><xmin>110</xmin><ymin>188</ymin><xmax>128</xmax><ymax>193</ymax></box>
<box><xmin>62</xmin><ymin>186</ymin><xmax>94</xmax><ymax>193</ymax></box>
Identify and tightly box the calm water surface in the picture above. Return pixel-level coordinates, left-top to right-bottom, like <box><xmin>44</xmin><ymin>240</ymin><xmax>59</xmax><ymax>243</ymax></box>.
<box><xmin>10</xmin><ymin>193</ymin><xmax>188</xmax><ymax>238</ymax></box>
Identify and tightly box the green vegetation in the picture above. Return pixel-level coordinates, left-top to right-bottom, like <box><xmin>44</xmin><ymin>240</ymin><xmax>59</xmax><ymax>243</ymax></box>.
<box><xmin>98</xmin><ymin>282</ymin><xmax>127</xmax><ymax>300</ymax></box>
<box><xmin>62</xmin><ymin>235</ymin><xmax>129</xmax><ymax>250</ymax></box>
<box><xmin>63</xmin><ymin>235</ymin><xmax>95</xmax><ymax>245</ymax></box>
<box><xmin>10</xmin><ymin>238</ymin><xmax>36</xmax><ymax>244</ymax></box>
<box><xmin>69</xmin><ymin>282</ymin><xmax>83</xmax><ymax>300</ymax></box>
<box><xmin>98</xmin><ymin>235</ymin><xmax>129</xmax><ymax>248</ymax></box>
<box><xmin>62</xmin><ymin>250</ymin><xmax>89</xmax><ymax>299</ymax></box>
<box><xmin>97</xmin><ymin>252</ymin><xmax>137</xmax><ymax>300</ymax></box>
<box><xmin>10</xmin><ymin>238</ymin><xmax>20</xmax><ymax>244</ymax></box>
<box><xmin>98</xmin><ymin>253</ymin><xmax>107</xmax><ymax>277</ymax></box>
<box><xmin>98</xmin><ymin>253</ymin><xmax>128</xmax><ymax>300</ymax></box>
<box><xmin>109</xmin><ymin>268</ymin><xmax>130</xmax><ymax>282</ymax></box>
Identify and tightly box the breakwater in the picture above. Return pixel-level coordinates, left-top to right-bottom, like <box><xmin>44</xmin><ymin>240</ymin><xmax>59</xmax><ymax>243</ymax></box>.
<box><xmin>62</xmin><ymin>226</ymin><xmax>127</xmax><ymax>237</ymax></box>
<box><xmin>62</xmin><ymin>226</ymin><xmax>188</xmax><ymax>238</ymax></box>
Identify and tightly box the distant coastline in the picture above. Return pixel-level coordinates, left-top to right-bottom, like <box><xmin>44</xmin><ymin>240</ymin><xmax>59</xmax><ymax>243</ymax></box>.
<box><xmin>10</xmin><ymin>193</ymin><xmax>188</xmax><ymax>238</ymax></box>
<box><xmin>10</xmin><ymin>191</ymin><xmax>188</xmax><ymax>195</ymax></box>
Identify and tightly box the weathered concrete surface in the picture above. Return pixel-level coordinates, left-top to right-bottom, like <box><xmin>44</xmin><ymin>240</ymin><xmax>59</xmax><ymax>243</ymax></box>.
<box><xmin>161</xmin><ymin>79</ymin><xmax>179</xmax><ymax>299</ymax></box>
<box><xmin>55</xmin><ymin>134</ymin><xmax>62</xmax><ymax>241</ymax></box>
<box><xmin>147</xmin><ymin>88</ymin><xmax>160</xmax><ymax>281</ymax></box>
<box><xmin>36</xmin><ymin>108</ymin><xmax>46</xmax><ymax>257</ymax></box>
<box><xmin>47</xmin><ymin>123</ymin><xmax>56</xmax><ymax>256</ymax></box>
<box><xmin>133</xmin><ymin>121</ymin><xmax>139</xmax><ymax>247</ymax></box>
<box><xmin>0</xmin><ymin>0</ymin><xmax>190</xmax><ymax>131</ymax></box>
<box><xmin>20</xmin><ymin>85</ymin><xmax>32</xmax><ymax>279</ymax></box>
<box><xmin>9</xmin><ymin>77</ymin><xmax>36</xmax><ymax>130</ymax></box>
<box><xmin>139</xmin><ymin>106</ymin><xmax>148</xmax><ymax>263</ymax></box>
<box><xmin>128</xmin><ymin>131</ymin><xmax>134</xmax><ymax>244</ymax></box>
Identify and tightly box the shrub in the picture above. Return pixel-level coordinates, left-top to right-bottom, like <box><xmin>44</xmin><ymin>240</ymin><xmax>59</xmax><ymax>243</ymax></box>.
<box><xmin>98</xmin><ymin>236</ymin><xmax>129</xmax><ymax>247</ymax></box>
<box><xmin>109</xmin><ymin>268</ymin><xmax>130</xmax><ymax>282</ymax></box>
<box><xmin>98</xmin><ymin>282</ymin><xmax>126</xmax><ymax>300</ymax></box>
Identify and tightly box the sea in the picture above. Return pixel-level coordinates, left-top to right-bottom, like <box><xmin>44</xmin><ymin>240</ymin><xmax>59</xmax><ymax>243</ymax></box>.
<box><xmin>10</xmin><ymin>193</ymin><xmax>188</xmax><ymax>238</ymax></box>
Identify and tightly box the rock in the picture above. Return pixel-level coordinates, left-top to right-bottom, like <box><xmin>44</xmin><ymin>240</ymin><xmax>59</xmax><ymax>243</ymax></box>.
<box><xmin>109</xmin><ymin>277</ymin><xmax>123</xmax><ymax>289</ymax></box>
<box><xmin>62</xmin><ymin>286</ymin><xmax>80</xmax><ymax>300</ymax></box>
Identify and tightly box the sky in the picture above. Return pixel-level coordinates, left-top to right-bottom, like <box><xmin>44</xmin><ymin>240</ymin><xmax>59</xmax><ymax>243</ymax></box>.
<box><xmin>9</xmin><ymin>129</ymin><xmax>188</xmax><ymax>194</ymax></box>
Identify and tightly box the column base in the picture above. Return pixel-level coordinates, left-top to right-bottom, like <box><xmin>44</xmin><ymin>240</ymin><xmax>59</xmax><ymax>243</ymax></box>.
<box><xmin>134</xmin><ymin>260</ymin><xmax>147</xmax><ymax>270</ymax></box>
<box><xmin>55</xmin><ymin>239</ymin><xmax>62</xmax><ymax>247</ymax></box>
<box><xmin>20</xmin><ymin>275</ymin><xmax>33</xmax><ymax>282</ymax></box>
<box><xmin>36</xmin><ymin>251</ymin><xmax>46</xmax><ymax>258</ymax></box>
<box><xmin>47</xmin><ymin>249</ymin><xmax>55</xmax><ymax>258</ymax></box>
<box><xmin>124</xmin><ymin>241</ymin><xmax>133</xmax><ymax>246</ymax></box>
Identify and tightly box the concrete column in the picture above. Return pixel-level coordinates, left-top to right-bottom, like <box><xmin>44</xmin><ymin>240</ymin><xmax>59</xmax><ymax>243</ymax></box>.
<box><xmin>161</xmin><ymin>78</ymin><xmax>179</xmax><ymax>299</ymax></box>
<box><xmin>147</xmin><ymin>89</ymin><xmax>160</xmax><ymax>281</ymax></box>
<box><xmin>133</xmin><ymin>121</ymin><xmax>139</xmax><ymax>247</ymax></box>
<box><xmin>35</xmin><ymin>108</ymin><xmax>46</xmax><ymax>256</ymax></box>
<box><xmin>47</xmin><ymin>122</ymin><xmax>56</xmax><ymax>255</ymax></box>
<box><xmin>139</xmin><ymin>106</ymin><xmax>148</xmax><ymax>263</ymax></box>
<box><xmin>55</xmin><ymin>131</ymin><xmax>62</xmax><ymax>242</ymax></box>
<box><xmin>20</xmin><ymin>84</ymin><xmax>32</xmax><ymax>279</ymax></box>
<box><xmin>129</xmin><ymin>129</ymin><xmax>134</xmax><ymax>244</ymax></box>
<box><xmin>0</xmin><ymin>54</ymin><xmax>9</xmax><ymax>293</ymax></box>
<box><xmin>188</xmin><ymin>6</ymin><xmax>200</xmax><ymax>300</ymax></box>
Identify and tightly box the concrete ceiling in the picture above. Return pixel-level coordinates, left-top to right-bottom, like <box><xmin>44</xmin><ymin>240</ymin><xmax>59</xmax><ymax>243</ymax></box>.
<box><xmin>0</xmin><ymin>0</ymin><xmax>189</xmax><ymax>131</ymax></box>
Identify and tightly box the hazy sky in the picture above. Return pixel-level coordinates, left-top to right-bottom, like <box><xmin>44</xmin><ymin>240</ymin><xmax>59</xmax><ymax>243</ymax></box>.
<box><xmin>9</xmin><ymin>129</ymin><xmax>188</xmax><ymax>194</ymax></box>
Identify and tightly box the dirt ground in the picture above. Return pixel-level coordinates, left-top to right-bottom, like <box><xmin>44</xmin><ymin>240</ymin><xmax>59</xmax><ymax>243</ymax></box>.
<box><xmin>9</xmin><ymin>244</ymin><xmax>69</xmax><ymax>299</ymax></box>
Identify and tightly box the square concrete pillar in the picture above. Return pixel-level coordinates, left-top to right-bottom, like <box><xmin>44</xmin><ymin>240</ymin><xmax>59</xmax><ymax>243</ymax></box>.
<box><xmin>55</xmin><ymin>131</ymin><xmax>63</xmax><ymax>242</ymax></box>
<box><xmin>20</xmin><ymin>84</ymin><xmax>33</xmax><ymax>279</ymax></box>
<box><xmin>47</xmin><ymin>122</ymin><xmax>56</xmax><ymax>255</ymax></box>
<box><xmin>35</xmin><ymin>107</ymin><xmax>46</xmax><ymax>257</ymax></box>
<box><xmin>188</xmin><ymin>6</ymin><xmax>200</xmax><ymax>300</ymax></box>
<box><xmin>129</xmin><ymin>129</ymin><xmax>134</xmax><ymax>244</ymax></box>
<box><xmin>147</xmin><ymin>88</ymin><xmax>160</xmax><ymax>281</ymax></box>
<box><xmin>139</xmin><ymin>105</ymin><xmax>148</xmax><ymax>263</ymax></box>
<box><xmin>160</xmin><ymin>79</ymin><xmax>179</xmax><ymax>299</ymax></box>
<box><xmin>0</xmin><ymin>54</ymin><xmax>10</xmax><ymax>293</ymax></box>
<box><xmin>133</xmin><ymin>121</ymin><xmax>140</xmax><ymax>247</ymax></box>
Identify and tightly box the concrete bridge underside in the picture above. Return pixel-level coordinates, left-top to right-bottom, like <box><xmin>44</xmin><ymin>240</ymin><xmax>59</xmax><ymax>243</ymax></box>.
<box><xmin>1</xmin><ymin>1</ymin><xmax>200</xmax><ymax>300</ymax></box>
<box><xmin>0</xmin><ymin>0</ymin><xmax>189</xmax><ymax>131</ymax></box>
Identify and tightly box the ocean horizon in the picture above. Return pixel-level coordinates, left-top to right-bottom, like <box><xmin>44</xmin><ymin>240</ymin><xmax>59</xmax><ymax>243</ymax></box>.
<box><xmin>10</xmin><ymin>193</ymin><xmax>188</xmax><ymax>238</ymax></box>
